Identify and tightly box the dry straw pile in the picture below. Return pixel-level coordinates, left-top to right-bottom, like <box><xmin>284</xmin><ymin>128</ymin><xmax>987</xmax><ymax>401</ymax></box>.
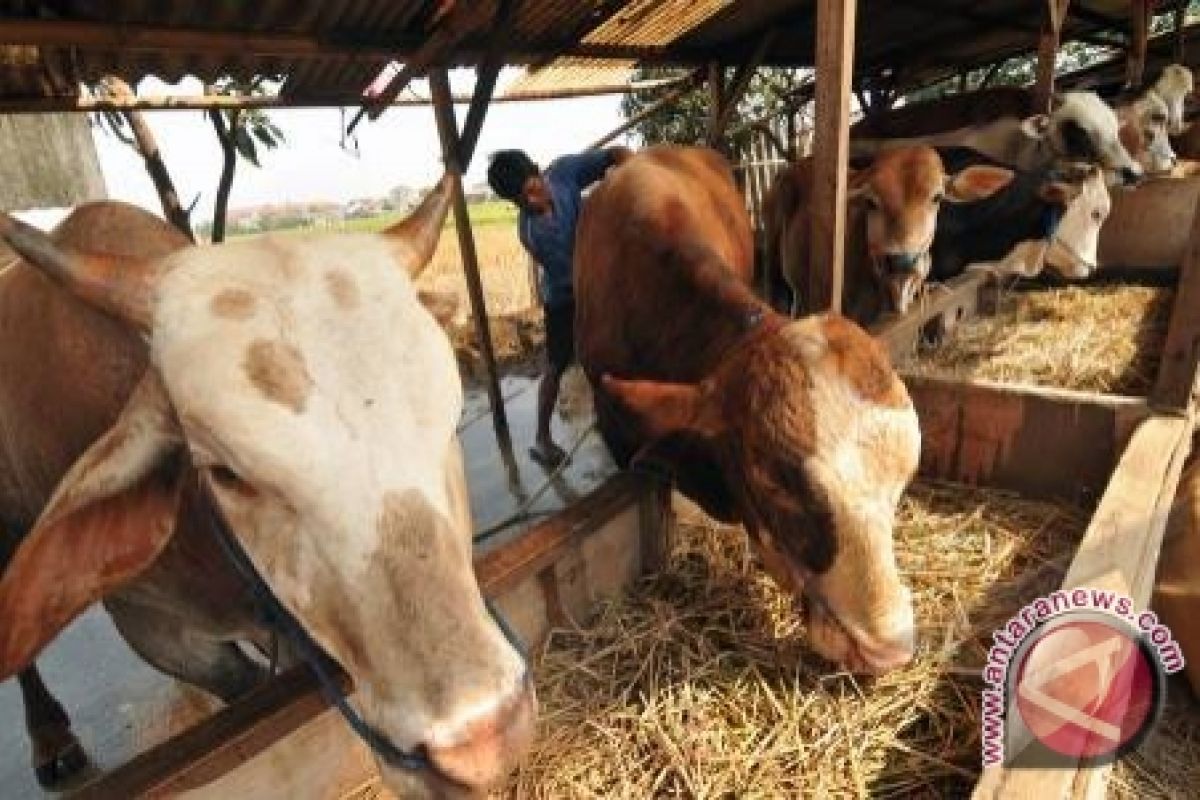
<box><xmin>907</xmin><ymin>284</ymin><xmax>1172</xmax><ymax>395</ymax></box>
<box><xmin>502</xmin><ymin>483</ymin><xmax>1083</xmax><ymax>798</ymax></box>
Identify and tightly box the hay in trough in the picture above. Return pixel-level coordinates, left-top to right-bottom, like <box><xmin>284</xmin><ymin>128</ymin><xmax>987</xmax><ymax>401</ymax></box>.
<box><xmin>500</xmin><ymin>483</ymin><xmax>1089</xmax><ymax>799</ymax></box>
<box><xmin>906</xmin><ymin>284</ymin><xmax>1172</xmax><ymax>395</ymax></box>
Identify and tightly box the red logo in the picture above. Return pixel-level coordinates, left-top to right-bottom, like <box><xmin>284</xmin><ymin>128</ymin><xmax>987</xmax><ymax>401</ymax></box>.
<box><xmin>1010</xmin><ymin>615</ymin><xmax>1160</xmax><ymax>763</ymax></box>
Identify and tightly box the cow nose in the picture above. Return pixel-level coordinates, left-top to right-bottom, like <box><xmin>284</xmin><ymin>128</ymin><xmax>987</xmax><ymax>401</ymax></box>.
<box><xmin>423</xmin><ymin>676</ymin><xmax>537</xmax><ymax>791</ymax></box>
<box><xmin>1120</xmin><ymin>166</ymin><xmax>1142</xmax><ymax>186</ymax></box>
<box><xmin>855</xmin><ymin>637</ymin><xmax>916</xmax><ymax>675</ymax></box>
<box><xmin>883</xmin><ymin>252</ymin><xmax>920</xmax><ymax>274</ymax></box>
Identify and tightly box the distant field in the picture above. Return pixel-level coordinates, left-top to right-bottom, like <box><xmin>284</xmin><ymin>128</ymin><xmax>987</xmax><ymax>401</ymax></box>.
<box><xmin>305</xmin><ymin>199</ymin><xmax>517</xmax><ymax>234</ymax></box>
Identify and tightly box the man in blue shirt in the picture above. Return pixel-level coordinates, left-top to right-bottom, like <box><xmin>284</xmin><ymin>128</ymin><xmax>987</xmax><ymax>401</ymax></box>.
<box><xmin>487</xmin><ymin>147</ymin><xmax>630</xmax><ymax>467</ymax></box>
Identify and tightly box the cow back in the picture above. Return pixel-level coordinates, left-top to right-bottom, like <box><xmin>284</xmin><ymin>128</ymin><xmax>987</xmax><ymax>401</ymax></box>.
<box><xmin>575</xmin><ymin>146</ymin><xmax>754</xmax><ymax>386</ymax></box>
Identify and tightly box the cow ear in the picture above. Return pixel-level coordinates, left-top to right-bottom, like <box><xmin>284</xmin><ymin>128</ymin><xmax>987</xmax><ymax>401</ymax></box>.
<box><xmin>944</xmin><ymin>165</ymin><xmax>1015</xmax><ymax>203</ymax></box>
<box><xmin>600</xmin><ymin>374</ymin><xmax>723</xmax><ymax>441</ymax></box>
<box><xmin>1021</xmin><ymin>114</ymin><xmax>1053</xmax><ymax>138</ymax></box>
<box><xmin>417</xmin><ymin>289</ymin><xmax>459</xmax><ymax>328</ymax></box>
<box><xmin>0</xmin><ymin>373</ymin><xmax>185</xmax><ymax>680</ymax></box>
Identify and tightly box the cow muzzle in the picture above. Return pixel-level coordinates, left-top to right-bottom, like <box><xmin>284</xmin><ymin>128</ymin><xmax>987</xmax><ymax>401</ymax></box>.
<box><xmin>879</xmin><ymin>253</ymin><xmax>928</xmax><ymax>314</ymax></box>
<box><xmin>388</xmin><ymin>676</ymin><xmax>538</xmax><ymax>798</ymax></box>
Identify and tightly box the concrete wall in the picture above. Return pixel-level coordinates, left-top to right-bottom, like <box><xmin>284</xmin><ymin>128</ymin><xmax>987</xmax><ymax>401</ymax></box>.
<box><xmin>0</xmin><ymin>113</ymin><xmax>106</xmax><ymax>211</ymax></box>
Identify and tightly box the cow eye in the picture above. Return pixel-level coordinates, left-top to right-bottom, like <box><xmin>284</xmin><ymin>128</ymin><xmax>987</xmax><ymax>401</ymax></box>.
<box><xmin>1091</xmin><ymin>209</ymin><xmax>1104</xmax><ymax>222</ymax></box>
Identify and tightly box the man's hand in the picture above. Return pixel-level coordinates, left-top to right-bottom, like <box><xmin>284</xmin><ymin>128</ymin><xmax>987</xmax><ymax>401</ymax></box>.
<box><xmin>606</xmin><ymin>146</ymin><xmax>635</xmax><ymax>166</ymax></box>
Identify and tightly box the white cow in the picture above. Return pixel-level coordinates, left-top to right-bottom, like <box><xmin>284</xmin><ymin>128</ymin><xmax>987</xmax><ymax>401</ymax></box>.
<box><xmin>0</xmin><ymin>177</ymin><xmax>534</xmax><ymax>798</ymax></box>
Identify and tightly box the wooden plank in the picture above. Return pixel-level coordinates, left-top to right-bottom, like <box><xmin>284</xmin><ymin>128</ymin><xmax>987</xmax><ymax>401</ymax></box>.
<box><xmin>72</xmin><ymin>473</ymin><xmax>656</xmax><ymax>798</ymax></box>
<box><xmin>972</xmin><ymin>412</ymin><xmax>1194</xmax><ymax>799</ymax></box>
<box><xmin>70</xmin><ymin>667</ymin><xmax>338</xmax><ymax>799</ymax></box>
<box><xmin>1151</xmin><ymin>187</ymin><xmax>1200</xmax><ymax>410</ymax></box>
<box><xmin>904</xmin><ymin>375</ymin><xmax>1150</xmax><ymax>504</ymax></box>
<box><xmin>1033</xmin><ymin>0</ymin><xmax>1070</xmax><ymax>111</ymax></box>
<box><xmin>807</xmin><ymin>0</ymin><xmax>857</xmax><ymax>313</ymax></box>
<box><xmin>429</xmin><ymin>67</ymin><xmax>509</xmax><ymax>442</ymax></box>
<box><xmin>870</xmin><ymin>270</ymin><xmax>991</xmax><ymax>363</ymax></box>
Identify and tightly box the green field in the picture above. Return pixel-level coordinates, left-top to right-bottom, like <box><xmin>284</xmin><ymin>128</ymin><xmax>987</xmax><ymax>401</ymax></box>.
<box><xmin>320</xmin><ymin>200</ymin><xmax>517</xmax><ymax>234</ymax></box>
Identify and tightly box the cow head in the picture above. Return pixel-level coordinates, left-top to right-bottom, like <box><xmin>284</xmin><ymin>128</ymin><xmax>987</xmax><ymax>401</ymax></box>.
<box><xmin>0</xmin><ymin>178</ymin><xmax>534</xmax><ymax>798</ymax></box>
<box><xmin>1041</xmin><ymin>164</ymin><xmax>1111</xmax><ymax>279</ymax></box>
<box><xmin>1119</xmin><ymin>91</ymin><xmax>1178</xmax><ymax>175</ymax></box>
<box><xmin>1153</xmin><ymin>64</ymin><xmax>1194</xmax><ymax>136</ymax></box>
<box><xmin>1023</xmin><ymin>91</ymin><xmax>1143</xmax><ymax>185</ymax></box>
<box><xmin>849</xmin><ymin>146</ymin><xmax>1013</xmax><ymax>313</ymax></box>
<box><xmin>603</xmin><ymin>314</ymin><xmax>920</xmax><ymax>675</ymax></box>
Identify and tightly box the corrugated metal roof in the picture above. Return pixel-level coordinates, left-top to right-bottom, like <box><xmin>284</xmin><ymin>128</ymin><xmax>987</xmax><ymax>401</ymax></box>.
<box><xmin>0</xmin><ymin>1</ymin><xmax>1189</xmax><ymax>110</ymax></box>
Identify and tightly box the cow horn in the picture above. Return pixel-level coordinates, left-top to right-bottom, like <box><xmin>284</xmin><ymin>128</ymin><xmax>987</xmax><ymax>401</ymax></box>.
<box><xmin>0</xmin><ymin>212</ymin><xmax>157</xmax><ymax>329</ymax></box>
<box><xmin>382</xmin><ymin>171</ymin><xmax>454</xmax><ymax>278</ymax></box>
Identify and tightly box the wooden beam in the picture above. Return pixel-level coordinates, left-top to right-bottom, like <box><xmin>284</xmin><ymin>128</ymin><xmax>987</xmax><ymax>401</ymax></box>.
<box><xmin>1034</xmin><ymin>0</ymin><xmax>1070</xmax><ymax>112</ymax></box>
<box><xmin>972</xmin><ymin>411</ymin><xmax>1194</xmax><ymax>797</ymax></box>
<box><xmin>870</xmin><ymin>271</ymin><xmax>992</xmax><ymax>363</ymax></box>
<box><xmin>588</xmin><ymin>73</ymin><xmax>703</xmax><ymax>150</ymax></box>
<box><xmin>1127</xmin><ymin>0</ymin><xmax>1152</xmax><ymax>88</ymax></box>
<box><xmin>706</xmin><ymin>61</ymin><xmax>726</xmax><ymax>147</ymax></box>
<box><xmin>0</xmin><ymin>76</ymin><xmax>692</xmax><ymax>114</ymax></box>
<box><xmin>429</xmin><ymin>67</ymin><xmax>510</xmax><ymax>443</ymax></box>
<box><xmin>709</xmin><ymin>30</ymin><xmax>779</xmax><ymax>144</ymax></box>
<box><xmin>807</xmin><ymin>0</ymin><xmax>857</xmax><ymax>314</ymax></box>
<box><xmin>1176</xmin><ymin>2</ymin><xmax>1189</xmax><ymax>63</ymax></box>
<box><xmin>904</xmin><ymin>375</ymin><xmax>1150</xmax><ymax>504</ymax></box>
<box><xmin>455</xmin><ymin>0</ymin><xmax>518</xmax><ymax>168</ymax></box>
<box><xmin>358</xmin><ymin>2</ymin><xmax>491</xmax><ymax>125</ymax></box>
<box><xmin>1152</xmin><ymin>188</ymin><xmax>1200</xmax><ymax>410</ymax></box>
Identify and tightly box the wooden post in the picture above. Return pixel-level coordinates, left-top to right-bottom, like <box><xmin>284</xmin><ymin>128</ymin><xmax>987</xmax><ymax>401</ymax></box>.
<box><xmin>1152</xmin><ymin>189</ymin><xmax>1200</xmax><ymax>410</ymax></box>
<box><xmin>808</xmin><ymin>0</ymin><xmax>857</xmax><ymax>314</ymax></box>
<box><xmin>706</xmin><ymin>62</ymin><xmax>726</xmax><ymax>148</ymax></box>
<box><xmin>1033</xmin><ymin>0</ymin><xmax>1069</xmax><ymax>112</ymax></box>
<box><xmin>429</xmin><ymin>67</ymin><xmax>510</xmax><ymax>443</ymax></box>
<box><xmin>1175</xmin><ymin>1</ymin><xmax>1188</xmax><ymax>64</ymax></box>
<box><xmin>1127</xmin><ymin>0</ymin><xmax>1152</xmax><ymax>88</ymax></box>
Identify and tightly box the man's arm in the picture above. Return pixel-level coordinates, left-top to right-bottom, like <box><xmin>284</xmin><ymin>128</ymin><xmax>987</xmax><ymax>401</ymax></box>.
<box><xmin>552</xmin><ymin>147</ymin><xmax>633</xmax><ymax>191</ymax></box>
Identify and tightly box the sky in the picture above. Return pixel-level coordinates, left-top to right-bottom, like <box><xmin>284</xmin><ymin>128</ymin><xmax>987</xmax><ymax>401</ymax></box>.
<box><xmin>91</xmin><ymin>69</ymin><xmax>628</xmax><ymax>222</ymax></box>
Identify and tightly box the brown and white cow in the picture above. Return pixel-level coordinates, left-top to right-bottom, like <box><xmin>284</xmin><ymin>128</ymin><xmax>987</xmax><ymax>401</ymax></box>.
<box><xmin>852</xmin><ymin>91</ymin><xmax>1143</xmax><ymax>185</ymax></box>
<box><xmin>762</xmin><ymin>146</ymin><xmax>1014</xmax><ymax>322</ymax></box>
<box><xmin>0</xmin><ymin>182</ymin><xmax>533</xmax><ymax>797</ymax></box>
<box><xmin>576</xmin><ymin>146</ymin><xmax>922</xmax><ymax>675</ymax></box>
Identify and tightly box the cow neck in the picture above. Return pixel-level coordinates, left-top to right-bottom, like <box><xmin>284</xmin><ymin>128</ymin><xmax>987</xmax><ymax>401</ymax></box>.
<box><xmin>706</xmin><ymin>303</ymin><xmax>788</xmax><ymax>380</ymax></box>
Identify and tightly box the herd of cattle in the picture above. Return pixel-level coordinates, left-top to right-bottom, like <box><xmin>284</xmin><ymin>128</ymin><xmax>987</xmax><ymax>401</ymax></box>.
<box><xmin>765</xmin><ymin>63</ymin><xmax>1199</xmax><ymax>324</ymax></box>
<box><xmin>0</xmin><ymin>65</ymin><xmax>1196</xmax><ymax>798</ymax></box>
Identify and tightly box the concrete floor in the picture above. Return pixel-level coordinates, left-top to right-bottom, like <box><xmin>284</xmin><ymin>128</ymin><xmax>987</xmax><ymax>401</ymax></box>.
<box><xmin>0</xmin><ymin>373</ymin><xmax>613</xmax><ymax>798</ymax></box>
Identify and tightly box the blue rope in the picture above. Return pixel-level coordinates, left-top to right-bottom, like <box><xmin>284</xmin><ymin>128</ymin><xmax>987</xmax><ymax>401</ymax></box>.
<box><xmin>200</xmin><ymin>480</ymin><xmax>526</xmax><ymax>772</ymax></box>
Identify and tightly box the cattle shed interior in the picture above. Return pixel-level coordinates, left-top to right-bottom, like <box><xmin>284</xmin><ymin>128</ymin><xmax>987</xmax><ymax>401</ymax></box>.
<box><xmin>4</xmin><ymin>1</ymin><xmax>1200</xmax><ymax>798</ymax></box>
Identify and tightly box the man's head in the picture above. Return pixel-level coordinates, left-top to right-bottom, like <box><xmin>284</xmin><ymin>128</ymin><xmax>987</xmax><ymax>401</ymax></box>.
<box><xmin>487</xmin><ymin>150</ymin><xmax>550</xmax><ymax>213</ymax></box>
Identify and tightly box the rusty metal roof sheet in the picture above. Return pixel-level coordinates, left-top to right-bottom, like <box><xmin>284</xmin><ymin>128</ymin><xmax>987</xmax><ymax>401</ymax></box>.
<box><xmin>0</xmin><ymin>1</ymin><xmax>1189</xmax><ymax>111</ymax></box>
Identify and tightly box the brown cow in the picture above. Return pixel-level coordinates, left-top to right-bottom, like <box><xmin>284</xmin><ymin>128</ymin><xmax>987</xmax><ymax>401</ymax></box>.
<box><xmin>762</xmin><ymin>146</ymin><xmax>1013</xmax><ymax>322</ymax></box>
<box><xmin>575</xmin><ymin>146</ymin><xmax>922</xmax><ymax>675</ymax></box>
<box><xmin>0</xmin><ymin>186</ymin><xmax>534</xmax><ymax>798</ymax></box>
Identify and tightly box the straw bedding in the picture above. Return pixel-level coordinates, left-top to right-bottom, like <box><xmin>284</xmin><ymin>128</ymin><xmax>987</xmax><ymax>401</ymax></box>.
<box><xmin>500</xmin><ymin>483</ymin><xmax>1088</xmax><ymax>799</ymax></box>
<box><xmin>905</xmin><ymin>284</ymin><xmax>1172</xmax><ymax>395</ymax></box>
